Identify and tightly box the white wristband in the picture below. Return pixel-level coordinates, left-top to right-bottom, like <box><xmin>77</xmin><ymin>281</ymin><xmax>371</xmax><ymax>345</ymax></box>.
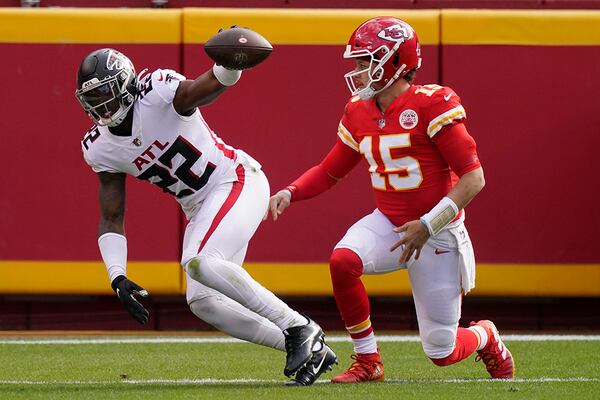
<box><xmin>420</xmin><ymin>197</ymin><xmax>459</xmax><ymax>237</ymax></box>
<box><xmin>98</xmin><ymin>233</ymin><xmax>127</xmax><ymax>283</ymax></box>
<box><xmin>212</xmin><ymin>64</ymin><xmax>242</xmax><ymax>86</ymax></box>
<box><xmin>277</xmin><ymin>189</ymin><xmax>292</xmax><ymax>200</ymax></box>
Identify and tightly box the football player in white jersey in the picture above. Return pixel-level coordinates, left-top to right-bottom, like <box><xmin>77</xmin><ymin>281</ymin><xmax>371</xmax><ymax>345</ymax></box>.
<box><xmin>75</xmin><ymin>47</ymin><xmax>336</xmax><ymax>385</ymax></box>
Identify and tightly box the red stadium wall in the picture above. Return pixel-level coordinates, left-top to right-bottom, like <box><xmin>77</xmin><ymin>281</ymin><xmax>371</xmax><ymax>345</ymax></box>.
<box><xmin>0</xmin><ymin>8</ymin><xmax>599</xmax><ymax>297</ymax></box>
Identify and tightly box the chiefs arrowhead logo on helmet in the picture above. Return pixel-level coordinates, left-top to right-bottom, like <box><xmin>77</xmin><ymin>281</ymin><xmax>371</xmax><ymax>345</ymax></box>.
<box><xmin>377</xmin><ymin>23</ymin><xmax>413</xmax><ymax>43</ymax></box>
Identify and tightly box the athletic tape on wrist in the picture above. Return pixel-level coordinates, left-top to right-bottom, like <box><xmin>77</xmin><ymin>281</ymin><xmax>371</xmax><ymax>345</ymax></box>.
<box><xmin>212</xmin><ymin>64</ymin><xmax>242</xmax><ymax>86</ymax></box>
<box><xmin>277</xmin><ymin>189</ymin><xmax>292</xmax><ymax>200</ymax></box>
<box><xmin>420</xmin><ymin>197</ymin><xmax>459</xmax><ymax>236</ymax></box>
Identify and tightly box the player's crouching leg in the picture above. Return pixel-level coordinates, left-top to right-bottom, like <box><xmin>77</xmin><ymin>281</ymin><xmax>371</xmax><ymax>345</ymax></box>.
<box><xmin>422</xmin><ymin>325</ymin><xmax>460</xmax><ymax>366</ymax></box>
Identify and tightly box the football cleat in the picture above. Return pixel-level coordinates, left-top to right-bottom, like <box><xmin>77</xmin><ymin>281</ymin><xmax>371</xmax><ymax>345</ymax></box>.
<box><xmin>286</xmin><ymin>343</ymin><xmax>338</xmax><ymax>386</ymax></box>
<box><xmin>283</xmin><ymin>317</ymin><xmax>325</xmax><ymax>377</ymax></box>
<box><xmin>331</xmin><ymin>350</ymin><xmax>384</xmax><ymax>383</ymax></box>
<box><xmin>471</xmin><ymin>320</ymin><xmax>515</xmax><ymax>379</ymax></box>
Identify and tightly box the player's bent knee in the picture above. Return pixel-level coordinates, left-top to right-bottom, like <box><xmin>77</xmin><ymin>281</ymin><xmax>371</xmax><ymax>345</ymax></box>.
<box><xmin>329</xmin><ymin>248</ymin><xmax>363</xmax><ymax>279</ymax></box>
<box><xmin>184</xmin><ymin>256</ymin><xmax>213</xmax><ymax>283</ymax></box>
<box><xmin>185</xmin><ymin>255</ymin><xmax>226</xmax><ymax>284</ymax></box>
<box><xmin>421</xmin><ymin>327</ymin><xmax>456</xmax><ymax>359</ymax></box>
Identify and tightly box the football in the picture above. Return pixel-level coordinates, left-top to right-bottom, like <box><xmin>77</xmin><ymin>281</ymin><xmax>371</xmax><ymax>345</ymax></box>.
<box><xmin>204</xmin><ymin>27</ymin><xmax>273</xmax><ymax>70</ymax></box>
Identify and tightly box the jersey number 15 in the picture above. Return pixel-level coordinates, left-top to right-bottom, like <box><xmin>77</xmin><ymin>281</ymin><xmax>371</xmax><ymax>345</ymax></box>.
<box><xmin>360</xmin><ymin>134</ymin><xmax>423</xmax><ymax>191</ymax></box>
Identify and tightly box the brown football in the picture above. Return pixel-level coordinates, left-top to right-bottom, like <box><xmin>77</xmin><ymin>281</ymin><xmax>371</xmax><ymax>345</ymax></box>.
<box><xmin>204</xmin><ymin>27</ymin><xmax>273</xmax><ymax>70</ymax></box>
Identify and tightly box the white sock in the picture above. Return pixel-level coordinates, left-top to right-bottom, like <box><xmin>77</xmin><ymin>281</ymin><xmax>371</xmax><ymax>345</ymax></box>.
<box><xmin>189</xmin><ymin>296</ymin><xmax>285</xmax><ymax>351</ymax></box>
<box><xmin>186</xmin><ymin>256</ymin><xmax>307</xmax><ymax>330</ymax></box>
<box><xmin>469</xmin><ymin>325</ymin><xmax>488</xmax><ymax>351</ymax></box>
<box><xmin>353</xmin><ymin>332</ymin><xmax>378</xmax><ymax>354</ymax></box>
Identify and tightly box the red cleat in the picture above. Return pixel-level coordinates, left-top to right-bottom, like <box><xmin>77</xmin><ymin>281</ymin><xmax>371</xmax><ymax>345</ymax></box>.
<box><xmin>331</xmin><ymin>351</ymin><xmax>384</xmax><ymax>383</ymax></box>
<box><xmin>471</xmin><ymin>320</ymin><xmax>515</xmax><ymax>379</ymax></box>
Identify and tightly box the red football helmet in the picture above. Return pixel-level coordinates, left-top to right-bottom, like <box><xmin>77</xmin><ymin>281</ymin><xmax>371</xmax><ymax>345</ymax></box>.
<box><xmin>344</xmin><ymin>17</ymin><xmax>422</xmax><ymax>99</ymax></box>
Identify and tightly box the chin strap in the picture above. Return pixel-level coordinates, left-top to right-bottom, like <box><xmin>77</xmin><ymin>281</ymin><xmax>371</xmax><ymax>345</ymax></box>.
<box><xmin>358</xmin><ymin>63</ymin><xmax>408</xmax><ymax>100</ymax></box>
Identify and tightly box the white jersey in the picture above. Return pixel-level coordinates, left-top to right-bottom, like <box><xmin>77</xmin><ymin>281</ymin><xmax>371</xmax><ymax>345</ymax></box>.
<box><xmin>81</xmin><ymin>69</ymin><xmax>255</xmax><ymax>218</ymax></box>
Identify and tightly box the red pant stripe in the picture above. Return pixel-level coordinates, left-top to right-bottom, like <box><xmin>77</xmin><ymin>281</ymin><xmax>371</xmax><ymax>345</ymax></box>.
<box><xmin>197</xmin><ymin>165</ymin><xmax>245</xmax><ymax>253</ymax></box>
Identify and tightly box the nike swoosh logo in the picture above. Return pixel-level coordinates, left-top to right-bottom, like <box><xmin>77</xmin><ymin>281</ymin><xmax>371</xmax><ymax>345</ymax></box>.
<box><xmin>158</xmin><ymin>72</ymin><xmax>164</xmax><ymax>81</ymax></box>
<box><xmin>311</xmin><ymin>352</ymin><xmax>327</xmax><ymax>375</ymax></box>
<box><xmin>300</xmin><ymin>332</ymin><xmax>317</xmax><ymax>347</ymax></box>
<box><xmin>435</xmin><ymin>249</ymin><xmax>450</xmax><ymax>255</ymax></box>
<box><xmin>444</xmin><ymin>93</ymin><xmax>452</xmax><ymax>101</ymax></box>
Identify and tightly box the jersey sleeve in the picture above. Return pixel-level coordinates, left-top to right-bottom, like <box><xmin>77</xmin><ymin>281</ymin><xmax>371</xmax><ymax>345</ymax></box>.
<box><xmin>81</xmin><ymin>145</ymin><xmax>121</xmax><ymax>174</ymax></box>
<box><xmin>285</xmin><ymin>141</ymin><xmax>361</xmax><ymax>201</ymax></box>
<box><xmin>434</xmin><ymin>122</ymin><xmax>481</xmax><ymax>177</ymax></box>
<box><xmin>336</xmin><ymin>101</ymin><xmax>361</xmax><ymax>152</ymax></box>
<box><xmin>147</xmin><ymin>69</ymin><xmax>186</xmax><ymax>104</ymax></box>
<box><xmin>425</xmin><ymin>86</ymin><xmax>467</xmax><ymax>139</ymax></box>
<box><xmin>80</xmin><ymin>126</ymin><xmax>121</xmax><ymax>174</ymax></box>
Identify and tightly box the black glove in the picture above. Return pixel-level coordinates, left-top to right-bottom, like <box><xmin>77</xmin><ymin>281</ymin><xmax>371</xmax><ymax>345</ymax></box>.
<box><xmin>111</xmin><ymin>275</ymin><xmax>150</xmax><ymax>325</ymax></box>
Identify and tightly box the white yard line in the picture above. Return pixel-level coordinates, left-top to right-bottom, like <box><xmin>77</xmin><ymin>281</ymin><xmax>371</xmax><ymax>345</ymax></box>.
<box><xmin>0</xmin><ymin>377</ymin><xmax>598</xmax><ymax>385</ymax></box>
<box><xmin>0</xmin><ymin>334</ymin><xmax>599</xmax><ymax>345</ymax></box>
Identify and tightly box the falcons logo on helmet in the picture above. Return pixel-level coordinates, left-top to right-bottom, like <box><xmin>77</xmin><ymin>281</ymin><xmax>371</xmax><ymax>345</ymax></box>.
<box><xmin>377</xmin><ymin>23</ymin><xmax>413</xmax><ymax>43</ymax></box>
<box><xmin>106</xmin><ymin>50</ymin><xmax>129</xmax><ymax>71</ymax></box>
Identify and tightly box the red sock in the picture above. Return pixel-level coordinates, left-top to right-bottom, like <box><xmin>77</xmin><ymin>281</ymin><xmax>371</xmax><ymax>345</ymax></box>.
<box><xmin>329</xmin><ymin>248</ymin><xmax>371</xmax><ymax>338</ymax></box>
<box><xmin>430</xmin><ymin>327</ymin><xmax>480</xmax><ymax>366</ymax></box>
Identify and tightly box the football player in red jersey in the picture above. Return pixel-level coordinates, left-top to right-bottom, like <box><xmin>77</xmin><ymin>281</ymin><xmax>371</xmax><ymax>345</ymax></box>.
<box><xmin>267</xmin><ymin>17</ymin><xmax>514</xmax><ymax>382</ymax></box>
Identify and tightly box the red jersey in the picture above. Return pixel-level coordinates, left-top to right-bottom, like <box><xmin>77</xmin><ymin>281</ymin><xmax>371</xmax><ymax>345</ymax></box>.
<box><xmin>336</xmin><ymin>84</ymin><xmax>480</xmax><ymax>226</ymax></box>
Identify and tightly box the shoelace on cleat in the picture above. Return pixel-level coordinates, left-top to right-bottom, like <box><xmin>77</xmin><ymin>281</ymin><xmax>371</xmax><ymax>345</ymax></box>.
<box><xmin>342</xmin><ymin>354</ymin><xmax>380</xmax><ymax>380</ymax></box>
<box><xmin>284</xmin><ymin>333</ymin><xmax>305</xmax><ymax>354</ymax></box>
<box><xmin>475</xmin><ymin>341</ymin><xmax>504</xmax><ymax>371</ymax></box>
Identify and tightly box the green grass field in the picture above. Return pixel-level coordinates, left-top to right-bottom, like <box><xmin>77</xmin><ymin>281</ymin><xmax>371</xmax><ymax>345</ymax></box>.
<box><xmin>1</xmin><ymin>334</ymin><xmax>599</xmax><ymax>399</ymax></box>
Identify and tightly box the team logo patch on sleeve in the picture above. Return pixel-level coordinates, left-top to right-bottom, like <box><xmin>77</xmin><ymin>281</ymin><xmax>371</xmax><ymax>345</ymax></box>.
<box><xmin>399</xmin><ymin>109</ymin><xmax>418</xmax><ymax>129</ymax></box>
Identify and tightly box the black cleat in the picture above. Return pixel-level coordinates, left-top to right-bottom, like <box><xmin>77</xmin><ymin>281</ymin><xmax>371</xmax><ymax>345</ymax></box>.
<box><xmin>283</xmin><ymin>317</ymin><xmax>324</xmax><ymax>377</ymax></box>
<box><xmin>286</xmin><ymin>343</ymin><xmax>338</xmax><ymax>386</ymax></box>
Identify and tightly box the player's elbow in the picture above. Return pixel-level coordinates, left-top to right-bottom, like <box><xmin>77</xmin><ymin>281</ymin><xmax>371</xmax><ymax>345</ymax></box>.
<box><xmin>462</xmin><ymin>167</ymin><xmax>485</xmax><ymax>197</ymax></box>
<box><xmin>473</xmin><ymin>170</ymin><xmax>485</xmax><ymax>194</ymax></box>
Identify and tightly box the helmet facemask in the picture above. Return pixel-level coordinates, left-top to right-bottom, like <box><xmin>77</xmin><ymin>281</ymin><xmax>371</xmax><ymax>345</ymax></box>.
<box><xmin>343</xmin><ymin>41</ymin><xmax>405</xmax><ymax>100</ymax></box>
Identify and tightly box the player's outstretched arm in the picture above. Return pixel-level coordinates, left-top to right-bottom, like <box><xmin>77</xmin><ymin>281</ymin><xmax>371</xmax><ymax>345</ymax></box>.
<box><xmin>97</xmin><ymin>172</ymin><xmax>149</xmax><ymax>325</ymax></box>
<box><xmin>172</xmin><ymin>65</ymin><xmax>238</xmax><ymax>115</ymax></box>
<box><xmin>265</xmin><ymin>142</ymin><xmax>361</xmax><ymax>221</ymax></box>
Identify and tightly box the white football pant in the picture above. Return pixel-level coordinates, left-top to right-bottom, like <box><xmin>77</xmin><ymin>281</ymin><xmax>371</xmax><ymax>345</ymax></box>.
<box><xmin>182</xmin><ymin>163</ymin><xmax>305</xmax><ymax>348</ymax></box>
<box><xmin>335</xmin><ymin>208</ymin><xmax>476</xmax><ymax>359</ymax></box>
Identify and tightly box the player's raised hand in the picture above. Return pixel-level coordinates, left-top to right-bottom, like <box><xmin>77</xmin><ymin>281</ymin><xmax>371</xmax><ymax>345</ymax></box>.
<box><xmin>111</xmin><ymin>275</ymin><xmax>150</xmax><ymax>325</ymax></box>
<box><xmin>264</xmin><ymin>190</ymin><xmax>291</xmax><ymax>221</ymax></box>
<box><xmin>390</xmin><ymin>220</ymin><xmax>431</xmax><ymax>263</ymax></box>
